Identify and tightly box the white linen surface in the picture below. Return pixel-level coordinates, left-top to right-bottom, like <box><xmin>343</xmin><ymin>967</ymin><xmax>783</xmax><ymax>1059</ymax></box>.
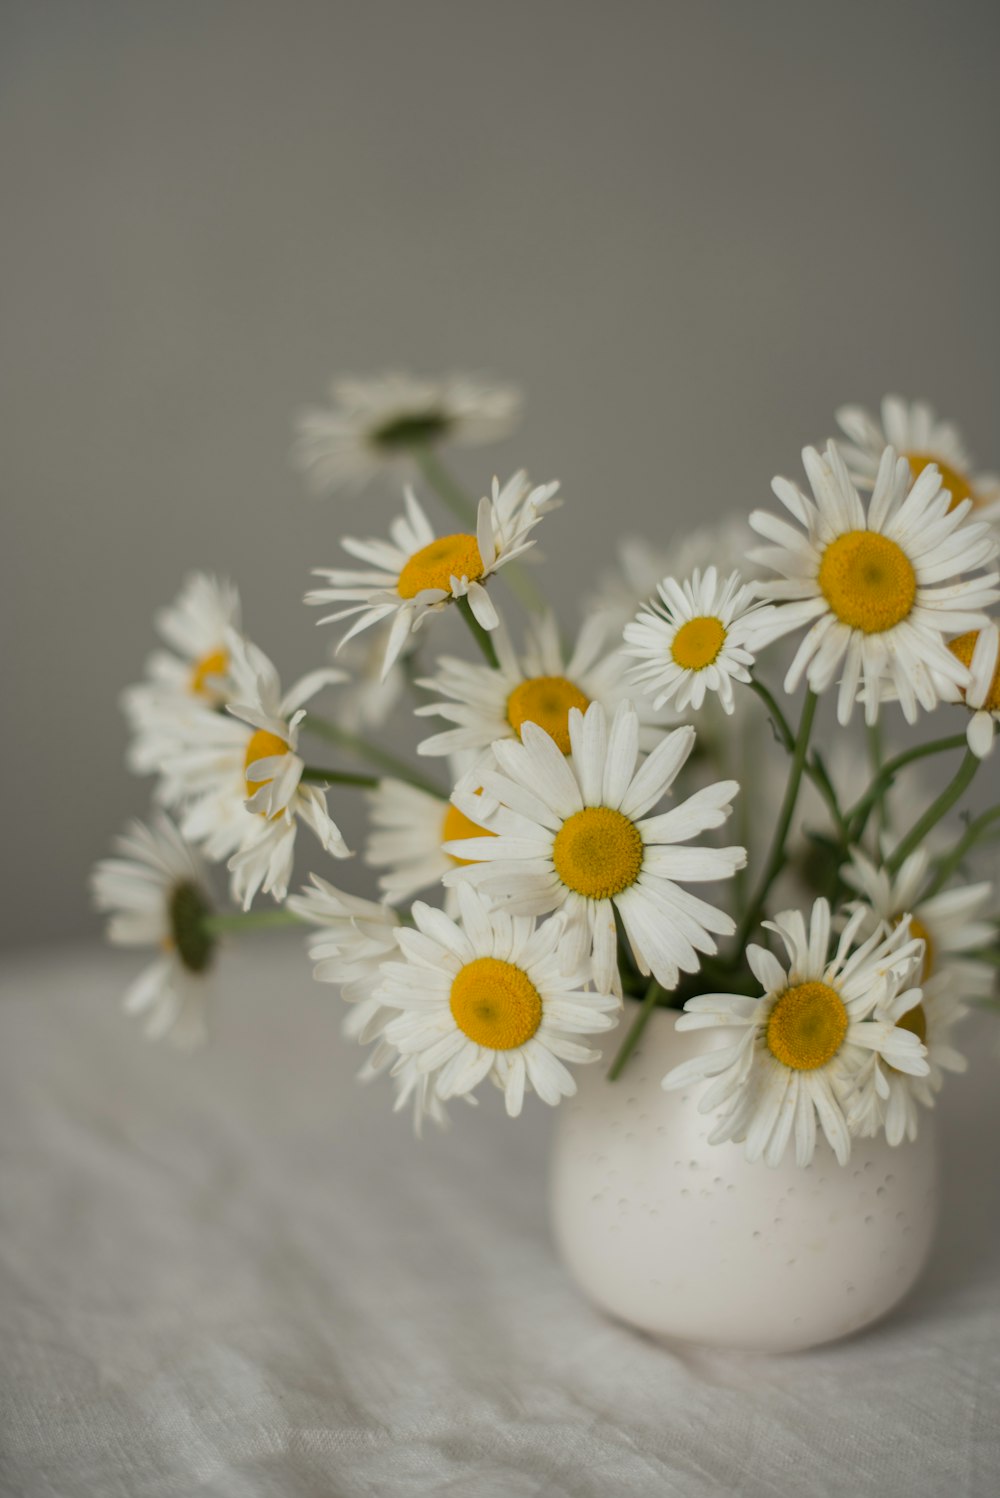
<box><xmin>2</xmin><ymin>938</ymin><xmax>999</xmax><ymax>1498</ymax></box>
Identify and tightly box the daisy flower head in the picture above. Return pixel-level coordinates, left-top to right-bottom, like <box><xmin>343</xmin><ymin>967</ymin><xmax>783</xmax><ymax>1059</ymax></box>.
<box><xmin>836</xmin><ymin>395</ymin><xmax>1000</xmax><ymax>522</ymax></box>
<box><xmin>363</xmin><ymin>772</ymin><xmax>494</xmax><ymax>911</ymax></box>
<box><xmin>415</xmin><ymin>611</ymin><xmax>671</xmax><ymax>761</ymax></box>
<box><xmin>587</xmin><ymin>516</ymin><xmax>760</xmax><ymax>639</ymax></box>
<box><xmin>443</xmin><ymin>700</ymin><xmax>746</xmax><ymax>996</ymax></box>
<box><xmin>123</xmin><ymin>572</ymin><xmax>242</xmax><ymax>776</ymax></box>
<box><xmin>292</xmin><ymin>371</ymin><xmax>522</xmax><ymax>497</ymax></box>
<box><xmin>91</xmin><ymin>815</ymin><xmax>217</xmax><ymax>1047</ymax></box>
<box><xmin>847</xmin><ymin>986</ymin><xmax>968</xmax><ymax>1148</ymax></box>
<box><xmin>306</xmin><ymin>474</ymin><xmax>561</xmax><ymax>680</ymax></box>
<box><xmin>289</xmin><ymin>877</ymin><xmax>453</xmax><ymax>1135</ymax></box>
<box><xmin>946</xmin><ymin>623</ymin><xmax>1000</xmax><ymax>759</ymax></box>
<box><xmin>662</xmin><ymin>899</ymin><xmax>930</xmax><ymax>1168</ymax></box>
<box><xmin>842</xmin><ymin>844</ymin><xmax>995</xmax><ymax>999</ymax></box>
<box><xmin>376</xmin><ymin>884</ymin><xmax>619</xmax><ymax>1117</ymax></box>
<box><xmin>157</xmin><ymin>630</ymin><xmax>350</xmax><ymax>908</ymax></box>
<box><xmin>750</xmin><ymin>440</ymin><xmax>1000</xmax><ymax>724</ymax></box>
<box><xmin>623</xmin><ymin>566</ymin><xmax>780</xmax><ymax>715</ymax></box>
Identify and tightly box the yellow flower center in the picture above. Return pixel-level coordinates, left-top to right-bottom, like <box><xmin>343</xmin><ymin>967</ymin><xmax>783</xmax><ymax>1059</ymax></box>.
<box><xmin>671</xmin><ymin>615</ymin><xmax>727</xmax><ymax>671</ymax></box>
<box><xmin>552</xmin><ymin>806</ymin><xmax>644</xmax><ymax>899</ymax></box>
<box><xmin>397</xmin><ymin>534</ymin><xmax>484</xmax><ymax>599</ymax></box>
<box><xmin>948</xmin><ymin>631</ymin><xmax>1000</xmax><ymax>710</ymax></box>
<box><xmin>449</xmin><ymin>956</ymin><xmax>543</xmax><ymax>1050</ymax></box>
<box><xmin>441</xmin><ymin>796</ymin><xmax>495</xmax><ymax>867</ymax></box>
<box><xmin>900</xmin><ymin>914</ymin><xmax>935</xmax><ymax>983</ymax></box>
<box><xmin>907</xmin><ymin>453</ymin><xmax>975</xmax><ymax>512</ymax></box>
<box><xmin>895</xmin><ymin>1000</ymin><xmax>928</xmax><ymax>1047</ymax></box>
<box><xmin>817</xmin><ymin>531</ymin><xmax>917</xmax><ymax>634</ymax></box>
<box><xmin>244</xmin><ymin>729</ymin><xmax>289</xmax><ymax>805</ymax></box>
<box><xmin>189</xmin><ymin>647</ymin><xmax>228</xmax><ymax>699</ymax></box>
<box><xmin>765</xmin><ymin>981</ymin><xmax>849</xmax><ymax>1071</ymax></box>
<box><xmin>506</xmin><ymin>675</ymin><xmax>591</xmax><ymax>754</ymax></box>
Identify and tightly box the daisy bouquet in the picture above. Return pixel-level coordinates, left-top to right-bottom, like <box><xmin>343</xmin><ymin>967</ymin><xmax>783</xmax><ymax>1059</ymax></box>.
<box><xmin>94</xmin><ymin>379</ymin><xmax>1000</xmax><ymax>1169</ymax></box>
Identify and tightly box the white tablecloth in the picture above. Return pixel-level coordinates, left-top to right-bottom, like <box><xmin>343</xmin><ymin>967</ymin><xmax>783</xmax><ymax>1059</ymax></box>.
<box><xmin>2</xmin><ymin>939</ymin><xmax>999</xmax><ymax>1497</ymax></box>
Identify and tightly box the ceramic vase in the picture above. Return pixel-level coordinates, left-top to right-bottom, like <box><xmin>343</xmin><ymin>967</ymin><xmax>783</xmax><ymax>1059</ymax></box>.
<box><xmin>550</xmin><ymin>1004</ymin><xmax>939</xmax><ymax>1352</ymax></box>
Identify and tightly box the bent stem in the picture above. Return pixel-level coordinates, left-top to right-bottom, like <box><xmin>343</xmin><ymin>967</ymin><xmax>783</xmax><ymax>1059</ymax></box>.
<box><xmin>455</xmin><ymin>595</ymin><xmax>500</xmax><ymax>668</ymax></box>
<box><xmin>304</xmin><ymin>714</ymin><xmax>444</xmax><ymax>797</ymax></box>
<box><xmin>749</xmin><ymin>678</ymin><xmax>845</xmax><ymax>839</ymax></box>
<box><xmin>845</xmin><ymin>733</ymin><xmax>969</xmax><ymax>841</ymax></box>
<box><xmin>608</xmin><ymin>979</ymin><xmax>665</xmax><ymax>1082</ymax></box>
<box><xmin>886</xmin><ymin>749</ymin><xmax>980</xmax><ymax>874</ymax></box>
<box><xmin>920</xmin><ymin>802</ymin><xmax>1000</xmax><ymax>898</ymax></box>
<box><xmin>732</xmin><ymin>689</ymin><xmax>818</xmax><ymax>954</ymax></box>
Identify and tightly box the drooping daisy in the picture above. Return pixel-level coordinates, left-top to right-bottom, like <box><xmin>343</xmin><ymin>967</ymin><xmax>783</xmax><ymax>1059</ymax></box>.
<box><xmin>836</xmin><ymin>395</ymin><xmax>1000</xmax><ymax>521</ymax></box>
<box><xmin>91</xmin><ymin>815</ymin><xmax>217</xmax><ymax>1047</ymax></box>
<box><xmin>363</xmin><ymin>774</ymin><xmax>494</xmax><ymax>909</ymax></box>
<box><xmin>375</xmin><ymin>884</ymin><xmax>619</xmax><ymax>1117</ymax></box>
<box><xmin>306</xmin><ymin>475</ymin><xmax>561</xmax><ymax>679</ymax></box>
<box><xmin>292</xmin><ymin>371</ymin><xmax>522</xmax><ymax>497</ymax></box>
<box><xmin>123</xmin><ymin>573</ymin><xmax>242</xmax><ymax>776</ymax></box>
<box><xmin>750</xmin><ymin>441</ymin><xmax>999</xmax><ymax>724</ymax></box>
<box><xmin>442</xmin><ymin>701</ymin><xmax>745</xmax><ymax>995</ymax></box>
<box><xmin>842</xmin><ymin>845</ymin><xmax>995</xmax><ymax>998</ymax></box>
<box><xmin>945</xmin><ymin>623</ymin><xmax>1000</xmax><ymax>759</ymax></box>
<box><xmin>662</xmin><ymin>900</ymin><xmax>929</xmax><ymax>1167</ymax></box>
<box><xmin>157</xmin><ymin>630</ymin><xmax>350</xmax><ymax>907</ymax></box>
<box><xmin>415</xmin><ymin>612</ymin><xmax>670</xmax><ymax>760</ymax></box>
<box><xmin>623</xmin><ymin>567</ymin><xmax>780</xmax><ymax>714</ymax></box>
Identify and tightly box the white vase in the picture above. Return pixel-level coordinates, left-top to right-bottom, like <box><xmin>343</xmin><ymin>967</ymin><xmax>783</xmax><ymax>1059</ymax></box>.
<box><xmin>550</xmin><ymin>1005</ymin><xmax>939</xmax><ymax>1353</ymax></box>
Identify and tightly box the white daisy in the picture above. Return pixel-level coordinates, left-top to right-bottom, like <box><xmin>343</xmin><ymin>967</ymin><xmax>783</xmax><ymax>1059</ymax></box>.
<box><xmin>842</xmin><ymin>845</ymin><xmax>995</xmax><ymax>1000</ymax></box>
<box><xmin>123</xmin><ymin>573</ymin><xmax>242</xmax><ymax>776</ymax></box>
<box><xmin>662</xmin><ymin>900</ymin><xmax>929</xmax><ymax>1167</ymax></box>
<box><xmin>415</xmin><ymin>611</ymin><xmax>670</xmax><ymax>760</ymax></box>
<box><xmin>375</xmin><ymin>884</ymin><xmax>619</xmax><ymax>1117</ymax></box>
<box><xmin>91</xmin><ymin>815</ymin><xmax>217</xmax><ymax>1047</ymax></box>
<box><xmin>750</xmin><ymin>441</ymin><xmax>999</xmax><ymax>724</ymax></box>
<box><xmin>306</xmin><ymin>474</ymin><xmax>561</xmax><ymax>679</ymax></box>
<box><xmin>836</xmin><ymin>394</ymin><xmax>1000</xmax><ymax>522</ymax></box>
<box><xmin>292</xmin><ymin>371</ymin><xmax>522</xmax><ymax>497</ymax></box>
<box><xmin>363</xmin><ymin>775</ymin><xmax>494</xmax><ymax>909</ymax></box>
<box><xmin>623</xmin><ymin>567</ymin><xmax>780</xmax><ymax>714</ymax></box>
<box><xmin>157</xmin><ymin>630</ymin><xmax>350</xmax><ymax>908</ymax></box>
<box><xmin>587</xmin><ymin>516</ymin><xmax>760</xmax><ymax>639</ymax></box>
<box><xmin>945</xmin><ymin>623</ymin><xmax>1000</xmax><ymax>759</ymax></box>
<box><xmin>289</xmin><ymin>876</ymin><xmax>452</xmax><ymax>1134</ymax></box>
<box><xmin>847</xmin><ymin>986</ymin><xmax>968</xmax><ymax>1147</ymax></box>
<box><xmin>442</xmin><ymin>700</ymin><xmax>745</xmax><ymax>995</ymax></box>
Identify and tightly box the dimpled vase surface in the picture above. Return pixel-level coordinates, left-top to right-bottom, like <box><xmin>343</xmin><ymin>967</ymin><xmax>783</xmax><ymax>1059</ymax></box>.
<box><xmin>550</xmin><ymin>1005</ymin><xmax>939</xmax><ymax>1353</ymax></box>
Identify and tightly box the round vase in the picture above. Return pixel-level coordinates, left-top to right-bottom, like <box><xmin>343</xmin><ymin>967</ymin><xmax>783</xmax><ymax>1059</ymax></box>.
<box><xmin>550</xmin><ymin>1005</ymin><xmax>939</xmax><ymax>1353</ymax></box>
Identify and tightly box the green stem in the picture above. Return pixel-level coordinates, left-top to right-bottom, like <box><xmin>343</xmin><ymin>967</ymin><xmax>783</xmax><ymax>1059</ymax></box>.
<box><xmin>455</xmin><ymin>595</ymin><xmax>499</xmax><ymax>668</ymax></box>
<box><xmin>921</xmin><ymin>804</ymin><xmax>1000</xmax><ymax>898</ymax></box>
<box><xmin>300</xmin><ymin>765</ymin><xmax>379</xmax><ymax>788</ymax></box>
<box><xmin>304</xmin><ymin>714</ymin><xmax>444</xmax><ymax>798</ymax></box>
<box><xmin>748</xmin><ymin>678</ymin><xmax>846</xmax><ymax>838</ymax></box>
<box><xmin>413</xmin><ymin>447</ymin><xmax>478</xmax><ymax>525</ymax></box>
<box><xmin>886</xmin><ymin>749</ymin><xmax>981</xmax><ymax>874</ymax></box>
<box><xmin>732</xmin><ymin>689</ymin><xmax>818</xmax><ymax>953</ymax></box>
<box><xmin>204</xmin><ymin>909</ymin><xmax>304</xmax><ymax>934</ymax></box>
<box><xmin>867</xmin><ymin>720</ymin><xmax>888</xmax><ymax>841</ymax></box>
<box><xmin>845</xmin><ymin>734</ymin><xmax>969</xmax><ymax>842</ymax></box>
<box><xmin>608</xmin><ymin>980</ymin><xmax>665</xmax><ymax>1081</ymax></box>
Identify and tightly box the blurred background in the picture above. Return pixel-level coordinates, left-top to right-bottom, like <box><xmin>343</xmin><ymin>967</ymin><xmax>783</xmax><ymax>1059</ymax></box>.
<box><xmin>3</xmin><ymin>0</ymin><xmax>998</xmax><ymax>949</ymax></box>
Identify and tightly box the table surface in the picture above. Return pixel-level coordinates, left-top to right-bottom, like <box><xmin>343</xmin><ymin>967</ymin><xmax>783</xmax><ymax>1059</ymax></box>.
<box><xmin>2</xmin><ymin>937</ymin><xmax>999</xmax><ymax>1498</ymax></box>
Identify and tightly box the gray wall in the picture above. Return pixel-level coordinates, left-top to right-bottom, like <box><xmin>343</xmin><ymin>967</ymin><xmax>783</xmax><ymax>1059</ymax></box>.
<box><xmin>3</xmin><ymin>0</ymin><xmax>999</xmax><ymax>949</ymax></box>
